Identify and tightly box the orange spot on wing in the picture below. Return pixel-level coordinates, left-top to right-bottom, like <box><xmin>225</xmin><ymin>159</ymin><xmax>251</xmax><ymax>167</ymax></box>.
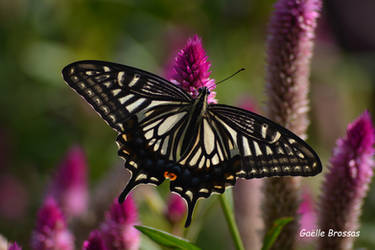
<box><xmin>164</xmin><ymin>171</ymin><xmax>177</xmax><ymax>181</ymax></box>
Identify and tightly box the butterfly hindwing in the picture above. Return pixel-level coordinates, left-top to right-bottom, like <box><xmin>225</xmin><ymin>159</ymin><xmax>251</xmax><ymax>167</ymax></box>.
<box><xmin>208</xmin><ymin>104</ymin><xmax>322</xmax><ymax>178</ymax></box>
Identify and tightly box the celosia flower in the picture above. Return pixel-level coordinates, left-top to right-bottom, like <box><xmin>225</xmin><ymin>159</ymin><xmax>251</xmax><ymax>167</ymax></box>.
<box><xmin>167</xmin><ymin>34</ymin><xmax>217</xmax><ymax>103</ymax></box>
<box><xmin>49</xmin><ymin>146</ymin><xmax>88</xmax><ymax>218</ymax></box>
<box><xmin>265</xmin><ymin>0</ymin><xmax>321</xmax><ymax>138</ymax></box>
<box><xmin>31</xmin><ymin>196</ymin><xmax>74</xmax><ymax>250</ymax></box>
<box><xmin>8</xmin><ymin>242</ymin><xmax>22</xmax><ymax>250</ymax></box>
<box><xmin>165</xmin><ymin>193</ymin><xmax>186</xmax><ymax>224</ymax></box>
<box><xmin>318</xmin><ymin>111</ymin><xmax>375</xmax><ymax>250</ymax></box>
<box><xmin>100</xmin><ymin>195</ymin><xmax>139</xmax><ymax>250</ymax></box>
<box><xmin>263</xmin><ymin>0</ymin><xmax>321</xmax><ymax>249</ymax></box>
<box><xmin>83</xmin><ymin>230</ymin><xmax>108</xmax><ymax>250</ymax></box>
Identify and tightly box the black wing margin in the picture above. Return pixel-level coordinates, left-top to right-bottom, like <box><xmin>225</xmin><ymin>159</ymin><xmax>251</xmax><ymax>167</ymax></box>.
<box><xmin>62</xmin><ymin>60</ymin><xmax>192</xmax><ymax>132</ymax></box>
<box><xmin>208</xmin><ymin>104</ymin><xmax>322</xmax><ymax>179</ymax></box>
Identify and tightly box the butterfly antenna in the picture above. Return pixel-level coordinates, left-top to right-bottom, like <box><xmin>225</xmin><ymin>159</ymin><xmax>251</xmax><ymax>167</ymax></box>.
<box><xmin>216</xmin><ymin>68</ymin><xmax>245</xmax><ymax>86</ymax></box>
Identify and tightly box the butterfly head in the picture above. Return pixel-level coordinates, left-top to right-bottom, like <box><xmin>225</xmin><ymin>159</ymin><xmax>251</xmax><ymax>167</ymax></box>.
<box><xmin>197</xmin><ymin>87</ymin><xmax>211</xmax><ymax>106</ymax></box>
<box><xmin>198</xmin><ymin>87</ymin><xmax>210</xmax><ymax>96</ymax></box>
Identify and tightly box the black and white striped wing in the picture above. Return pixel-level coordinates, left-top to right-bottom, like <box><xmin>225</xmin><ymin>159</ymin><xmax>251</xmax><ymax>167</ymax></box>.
<box><xmin>63</xmin><ymin>60</ymin><xmax>322</xmax><ymax>228</ymax></box>
<box><xmin>62</xmin><ymin>60</ymin><xmax>192</xmax><ymax>133</ymax></box>
<box><xmin>207</xmin><ymin>104</ymin><xmax>322</xmax><ymax>179</ymax></box>
<box><xmin>63</xmin><ymin>60</ymin><xmax>199</xmax><ymax>226</ymax></box>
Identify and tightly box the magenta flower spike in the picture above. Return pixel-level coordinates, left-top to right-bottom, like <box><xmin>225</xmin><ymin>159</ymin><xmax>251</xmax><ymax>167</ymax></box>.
<box><xmin>100</xmin><ymin>195</ymin><xmax>140</xmax><ymax>250</ymax></box>
<box><xmin>83</xmin><ymin>230</ymin><xmax>108</xmax><ymax>250</ymax></box>
<box><xmin>49</xmin><ymin>146</ymin><xmax>88</xmax><ymax>218</ymax></box>
<box><xmin>165</xmin><ymin>193</ymin><xmax>186</xmax><ymax>225</ymax></box>
<box><xmin>318</xmin><ymin>111</ymin><xmax>375</xmax><ymax>250</ymax></box>
<box><xmin>265</xmin><ymin>0</ymin><xmax>321</xmax><ymax>138</ymax></box>
<box><xmin>8</xmin><ymin>242</ymin><xmax>22</xmax><ymax>250</ymax></box>
<box><xmin>263</xmin><ymin>0</ymin><xmax>321</xmax><ymax>249</ymax></box>
<box><xmin>31</xmin><ymin>196</ymin><xmax>74</xmax><ymax>250</ymax></box>
<box><xmin>167</xmin><ymin>34</ymin><xmax>217</xmax><ymax>103</ymax></box>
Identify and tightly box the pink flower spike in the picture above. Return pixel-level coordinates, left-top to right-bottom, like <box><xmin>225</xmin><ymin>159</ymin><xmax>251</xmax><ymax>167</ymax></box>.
<box><xmin>318</xmin><ymin>111</ymin><xmax>375</xmax><ymax>250</ymax></box>
<box><xmin>100</xmin><ymin>195</ymin><xmax>140</xmax><ymax>250</ymax></box>
<box><xmin>8</xmin><ymin>242</ymin><xmax>22</xmax><ymax>250</ymax></box>
<box><xmin>165</xmin><ymin>193</ymin><xmax>186</xmax><ymax>224</ymax></box>
<box><xmin>266</xmin><ymin>0</ymin><xmax>322</xmax><ymax>138</ymax></box>
<box><xmin>31</xmin><ymin>196</ymin><xmax>74</xmax><ymax>250</ymax></box>
<box><xmin>263</xmin><ymin>0</ymin><xmax>322</xmax><ymax>249</ymax></box>
<box><xmin>83</xmin><ymin>230</ymin><xmax>108</xmax><ymax>250</ymax></box>
<box><xmin>168</xmin><ymin>34</ymin><xmax>217</xmax><ymax>103</ymax></box>
<box><xmin>49</xmin><ymin>146</ymin><xmax>88</xmax><ymax>218</ymax></box>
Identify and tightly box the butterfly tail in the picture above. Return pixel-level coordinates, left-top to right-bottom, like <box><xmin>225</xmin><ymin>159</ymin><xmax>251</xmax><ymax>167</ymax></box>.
<box><xmin>118</xmin><ymin>179</ymin><xmax>137</xmax><ymax>203</ymax></box>
<box><xmin>184</xmin><ymin>196</ymin><xmax>198</xmax><ymax>228</ymax></box>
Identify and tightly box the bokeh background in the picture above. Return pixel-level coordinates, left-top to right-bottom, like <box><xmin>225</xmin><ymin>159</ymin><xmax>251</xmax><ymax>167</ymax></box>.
<box><xmin>1</xmin><ymin>0</ymin><xmax>375</xmax><ymax>249</ymax></box>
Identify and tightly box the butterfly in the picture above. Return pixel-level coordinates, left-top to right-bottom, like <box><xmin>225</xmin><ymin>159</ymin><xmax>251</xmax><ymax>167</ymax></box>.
<box><xmin>62</xmin><ymin>60</ymin><xmax>322</xmax><ymax>227</ymax></box>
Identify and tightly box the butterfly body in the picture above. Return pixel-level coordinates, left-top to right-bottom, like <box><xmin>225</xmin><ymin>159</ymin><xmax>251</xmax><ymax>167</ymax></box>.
<box><xmin>63</xmin><ymin>60</ymin><xmax>322</xmax><ymax>227</ymax></box>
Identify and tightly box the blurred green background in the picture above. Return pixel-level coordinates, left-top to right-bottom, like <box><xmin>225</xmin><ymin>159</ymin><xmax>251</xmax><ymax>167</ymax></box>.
<box><xmin>1</xmin><ymin>0</ymin><xmax>375</xmax><ymax>249</ymax></box>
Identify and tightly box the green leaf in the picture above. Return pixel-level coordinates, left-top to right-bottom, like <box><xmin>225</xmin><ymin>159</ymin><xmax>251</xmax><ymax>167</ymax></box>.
<box><xmin>261</xmin><ymin>217</ymin><xmax>294</xmax><ymax>250</ymax></box>
<box><xmin>135</xmin><ymin>225</ymin><xmax>201</xmax><ymax>250</ymax></box>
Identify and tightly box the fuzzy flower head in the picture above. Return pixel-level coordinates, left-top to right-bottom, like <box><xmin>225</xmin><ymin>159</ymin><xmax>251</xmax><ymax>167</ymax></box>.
<box><xmin>83</xmin><ymin>230</ymin><xmax>108</xmax><ymax>250</ymax></box>
<box><xmin>330</xmin><ymin>111</ymin><xmax>375</xmax><ymax>188</ymax></box>
<box><xmin>165</xmin><ymin>193</ymin><xmax>186</xmax><ymax>224</ymax></box>
<box><xmin>31</xmin><ymin>196</ymin><xmax>74</xmax><ymax>250</ymax></box>
<box><xmin>266</xmin><ymin>0</ymin><xmax>321</xmax><ymax>138</ymax></box>
<box><xmin>100</xmin><ymin>195</ymin><xmax>139</xmax><ymax>250</ymax></box>
<box><xmin>263</xmin><ymin>1</ymin><xmax>321</xmax><ymax>248</ymax></box>
<box><xmin>318</xmin><ymin>111</ymin><xmax>375</xmax><ymax>250</ymax></box>
<box><xmin>8</xmin><ymin>242</ymin><xmax>22</xmax><ymax>250</ymax></box>
<box><xmin>49</xmin><ymin>146</ymin><xmax>88</xmax><ymax>218</ymax></box>
<box><xmin>168</xmin><ymin>34</ymin><xmax>217</xmax><ymax>103</ymax></box>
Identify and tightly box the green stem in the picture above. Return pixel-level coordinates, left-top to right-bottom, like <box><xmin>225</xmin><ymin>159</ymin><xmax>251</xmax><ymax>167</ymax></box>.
<box><xmin>219</xmin><ymin>194</ymin><xmax>245</xmax><ymax>250</ymax></box>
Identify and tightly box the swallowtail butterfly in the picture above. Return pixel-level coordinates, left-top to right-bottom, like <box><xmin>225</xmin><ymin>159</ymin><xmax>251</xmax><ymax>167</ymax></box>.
<box><xmin>63</xmin><ymin>60</ymin><xmax>322</xmax><ymax>227</ymax></box>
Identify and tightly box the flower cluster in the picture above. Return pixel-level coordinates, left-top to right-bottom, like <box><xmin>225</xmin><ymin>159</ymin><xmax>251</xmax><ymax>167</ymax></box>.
<box><xmin>263</xmin><ymin>0</ymin><xmax>322</xmax><ymax>249</ymax></box>
<box><xmin>318</xmin><ymin>111</ymin><xmax>375</xmax><ymax>249</ymax></box>
<box><xmin>265</xmin><ymin>0</ymin><xmax>321</xmax><ymax>138</ymax></box>
<box><xmin>82</xmin><ymin>230</ymin><xmax>107</xmax><ymax>250</ymax></box>
<box><xmin>165</xmin><ymin>193</ymin><xmax>186</xmax><ymax>225</ymax></box>
<box><xmin>167</xmin><ymin>34</ymin><xmax>217</xmax><ymax>103</ymax></box>
<box><xmin>100</xmin><ymin>196</ymin><xmax>140</xmax><ymax>250</ymax></box>
<box><xmin>31</xmin><ymin>196</ymin><xmax>74</xmax><ymax>250</ymax></box>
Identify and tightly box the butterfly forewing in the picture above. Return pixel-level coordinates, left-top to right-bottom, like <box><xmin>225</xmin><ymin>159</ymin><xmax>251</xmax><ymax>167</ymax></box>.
<box><xmin>62</xmin><ymin>60</ymin><xmax>191</xmax><ymax>132</ymax></box>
